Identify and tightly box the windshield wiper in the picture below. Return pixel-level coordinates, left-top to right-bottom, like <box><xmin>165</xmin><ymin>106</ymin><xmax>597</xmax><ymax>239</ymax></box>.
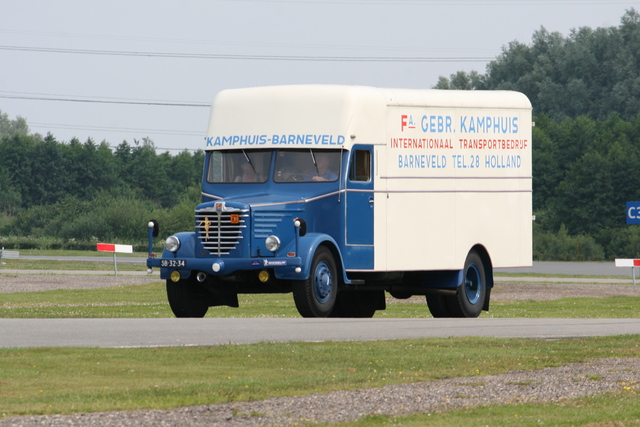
<box><xmin>310</xmin><ymin>150</ymin><xmax>320</xmax><ymax>176</ymax></box>
<box><xmin>242</xmin><ymin>150</ymin><xmax>257</xmax><ymax>174</ymax></box>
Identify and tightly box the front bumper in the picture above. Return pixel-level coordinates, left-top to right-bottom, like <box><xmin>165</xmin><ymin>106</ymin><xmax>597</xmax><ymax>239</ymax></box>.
<box><xmin>147</xmin><ymin>255</ymin><xmax>304</xmax><ymax>280</ymax></box>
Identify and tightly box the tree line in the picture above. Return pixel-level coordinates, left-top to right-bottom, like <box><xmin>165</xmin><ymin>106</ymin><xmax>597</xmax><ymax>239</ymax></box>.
<box><xmin>0</xmin><ymin>124</ymin><xmax>204</xmax><ymax>250</ymax></box>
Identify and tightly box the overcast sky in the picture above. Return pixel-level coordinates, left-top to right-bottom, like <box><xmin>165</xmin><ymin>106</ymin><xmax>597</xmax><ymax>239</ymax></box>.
<box><xmin>1</xmin><ymin>0</ymin><xmax>637</xmax><ymax>153</ymax></box>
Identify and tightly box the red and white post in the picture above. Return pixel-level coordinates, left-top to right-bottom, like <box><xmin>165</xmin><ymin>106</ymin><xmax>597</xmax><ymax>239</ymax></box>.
<box><xmin>614</xmin><ymin>259</ymin><xmax>640</xmax><ymax>285</ymax></box>
<box><xmin>97</xmin><ymin>243</ymin><xmax>133</xmax><ymax>276</ymax></box>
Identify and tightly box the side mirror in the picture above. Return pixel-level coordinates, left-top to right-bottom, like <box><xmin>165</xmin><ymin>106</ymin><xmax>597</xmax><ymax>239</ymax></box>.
<box><xmin>294</xmin><ymin>218</ymin><xmax>307</xmax><ymax>237</ymax></box>
<box><xmin>149</xmin><ymin>219</ymin><xmax>159</xmax><ymax>238</ymax></box>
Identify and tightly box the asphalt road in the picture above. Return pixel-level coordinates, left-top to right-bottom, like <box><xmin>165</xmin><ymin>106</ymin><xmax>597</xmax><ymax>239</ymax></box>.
<box><xmin>2</xmin><ymin>318</ymin><xmax>640</xmax><ymax>348</ymax></box>
<box><xmin>499</xmin><ymin>261</ymin><xmax>635</xmax><ymax>277</ymax></box>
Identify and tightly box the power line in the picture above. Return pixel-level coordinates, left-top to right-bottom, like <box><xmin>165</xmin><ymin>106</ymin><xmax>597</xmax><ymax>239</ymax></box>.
<box><xmin>115</xmin><ymin>145</ymin><xmax>202</xmax><ymax>153</ymax></box>
<box><xmin>25</xmin><ymin>122</ymin><xmax>204</xmax><ymax>152</ymax></box>
<box><xmin>224</xmin><ymin>0</ymin><xmax>629</xmax><ymax>3</ymax></box>
<box><xmin>28</xmin><ymin>122</ymin><xmax>204</xmax><ymax>137</ymax></box>
<box><xmin>0</xmin><ymin>45</ymin><xmax>494</xmax><ymax>63</ymax></box>
<box><xmin>0</xmin><ymin>92</ymin><xmax>209</xmax><ymax>107</ymax></box>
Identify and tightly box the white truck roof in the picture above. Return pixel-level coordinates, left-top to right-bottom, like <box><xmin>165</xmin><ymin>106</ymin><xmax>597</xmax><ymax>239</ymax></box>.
<box><xmin>205</xmin><ymin>85</ymin><xmax>531</xmax><ymax>150</ymax></box>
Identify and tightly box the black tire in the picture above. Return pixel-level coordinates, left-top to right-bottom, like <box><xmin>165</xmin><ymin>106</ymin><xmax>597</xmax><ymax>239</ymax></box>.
<box><xmin>293</xmin><ymin>246</ymin><xmax>338</xmax><ymax>317</ymax></box>
<box><xmin>334</xmin><ymin>290</ymin><xmax>382</xmax><ymax>318</ymax></box>
<box><xmin>426</xmin><ymin>293</ymin><xmax>453</xmax><ymax>318</ymax></box>
<box><xmin>389</xmin><ymin>291</ymin><xmax>412</xmax><ymax>300</ymax></box>
<box><xmin>448</xmin><ymin>251</ymin><xmax>486</xmax><ymax>318</ymax></box>
<box><xmin>166</xmin><ymin>278</ymin><xmax>209</xmax><ymax>318</ymax></box>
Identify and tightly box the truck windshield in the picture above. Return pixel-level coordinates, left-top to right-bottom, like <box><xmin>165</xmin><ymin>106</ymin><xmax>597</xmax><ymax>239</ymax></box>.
<box><xmin>207</xmin><ymin>149</ymin><xmax>270</xmax><ymax>183</ymax></box>
<box><xmin>274</xmin><ymin>149</ymin><xmax>341</xmax><ymax>183</ymax></box>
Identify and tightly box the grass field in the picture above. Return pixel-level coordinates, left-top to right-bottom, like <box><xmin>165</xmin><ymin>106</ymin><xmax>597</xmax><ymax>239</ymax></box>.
<box><xmin>2</xmin><ymin>254</ymin><xmax>640</xmax><ymax>425</ymax></box>
<box><xmin>4</xmin><ymin>249</ymin><xmax>145</xmax><ymax>257</ymax></box>
<box><xmin>1</xmin><ymin>336</ymin><xmax>639</xmax><ymax>422</ymax></box>
<box><xmin>0</xmin><ymin>336</ymin><xmax>640</xmax><ymax>426</ymax></box>
<box><xmin>1</xmin><ymin>257</ymin><xmax>147</xmax><ymax>272</ymax></box>
<box><xmin>1</xmin><ymin>281</ymin><xmax>640</xmax><ymax>319</ymax></box>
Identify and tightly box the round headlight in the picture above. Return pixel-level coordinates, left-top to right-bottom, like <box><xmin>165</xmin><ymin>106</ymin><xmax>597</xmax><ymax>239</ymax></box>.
<box><xmin>165</xmin><ymin>235</ymin><xmax>180</xmax><ymax>252</ymax></box>
<box><xmin>265</xmin><ymin>235</ymin><xmax>281</xmax><ymax>252</ymax></box>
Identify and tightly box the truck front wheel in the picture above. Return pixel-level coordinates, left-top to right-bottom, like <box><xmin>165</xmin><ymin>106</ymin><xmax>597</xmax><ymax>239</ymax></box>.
<box><xmin>166</xmin><ymin>277</ymin><xmax>209</xmax><ymax>318</ymax></box>
<box><xmin>293</xmin><ymin>247</ymin><xmax>337</xmax><ymax>317</ymax></box>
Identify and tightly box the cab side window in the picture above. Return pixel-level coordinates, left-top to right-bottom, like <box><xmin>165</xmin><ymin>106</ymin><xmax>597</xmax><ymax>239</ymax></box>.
<box><xmin>349</xmin><ymin>149</ymin><xmax>371</xmax><ymax>182</ymax></box>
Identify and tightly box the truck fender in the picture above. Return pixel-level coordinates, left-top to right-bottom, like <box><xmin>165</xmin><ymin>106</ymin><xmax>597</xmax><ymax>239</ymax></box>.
<box><xmin>274</xmin><ymin>233</ymin><xmax>348</xmax><ymax>283</ymax></box>
<box><xmin>161</xmin><ymin>232</ymin><xmax>197</xmax><ymax>280</ymax></box>
<box><xmin>168</xmin><ymin>232</ymin><xmax>198</xmax><ymax>258</ymax></box>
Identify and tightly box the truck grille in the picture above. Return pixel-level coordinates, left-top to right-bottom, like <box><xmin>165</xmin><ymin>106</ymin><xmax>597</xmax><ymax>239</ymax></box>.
<box><xmin>195</xmin><ymin>208</ymin><xmax>248</xmax><ymax>255</ymax></box>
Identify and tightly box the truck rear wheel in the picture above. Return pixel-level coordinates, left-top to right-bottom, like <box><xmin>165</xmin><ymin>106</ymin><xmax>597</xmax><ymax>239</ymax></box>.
<box><xmin>426</xmin><ymin>250</ymin><xmax>486</xmax><ymax>318</ymax></box>
<box><xmin>166</xmin><ymin>277</ymin><xmax>209</xmax><ymax>318</ymax></box>
<box><xmin>293</xmin><ymin>246</ymin><xmax>337</xmax><ymax>317</ymax></box>
<box><xmin>450</xmin><ymin>251</ymin><xmax>486</xmax><ymax>318</ymax></box>
<box><xmin>426</xmin><ymin>294</ymin><xmax>453</xmax><ymax>318</ymax></box>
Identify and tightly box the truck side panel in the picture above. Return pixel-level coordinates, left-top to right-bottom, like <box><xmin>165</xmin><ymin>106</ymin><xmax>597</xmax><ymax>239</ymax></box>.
<box><xmin>374</xmin><ymin>102</ymin><xmax>532</xmax><ymax>272</ymax></box>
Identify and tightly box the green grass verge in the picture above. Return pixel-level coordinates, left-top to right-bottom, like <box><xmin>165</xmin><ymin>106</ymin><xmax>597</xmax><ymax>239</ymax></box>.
<box><xmin>1</xmin><ymin>258</ymin><xmax>146</xmax><ymax>271</ymax></box>
<box><xmin>1</xmin><ymin>336</ymin><xmax>639</xmax><ymax>419</ymax></box>
<box><xmin>2</xmin><ymin>282</ymin><xmax>640</xmax><ymax>318</ymax></box>
<box><xmin>0</xmin><ymin>283</ymin><xmax>173</xmax><ymax>318</ymax></box>
<box><xmin>12</xmin><ymin>249</ymin><xmax>146</xmax><ymax>257</ymax></box>
<box><xmin>488</xmin><ymin>297</ymin><xmax>640</xmax><ymax>318</ymax></box>
<box><xmin>342</xmin><ymin>387</ymin><xmax>640</xmax><ymax>426</ymax></box>
<box><xmin>494</xmin><ymin>271</ymin><xmax>630</xmax><ymax>279</ymax></box>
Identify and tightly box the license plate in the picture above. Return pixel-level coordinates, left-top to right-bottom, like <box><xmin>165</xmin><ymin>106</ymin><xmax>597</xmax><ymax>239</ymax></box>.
<box><xmin>160</xmin><ymin>259</ymin><xmax>187</xmax><ymax>268</ymax></box>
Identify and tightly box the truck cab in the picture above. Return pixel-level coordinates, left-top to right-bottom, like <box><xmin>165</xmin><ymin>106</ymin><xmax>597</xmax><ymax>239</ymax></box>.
<box><xmin>149</xmin><ymin>144</ymin><xmax>379</xmax><ymax>318</ymax></box>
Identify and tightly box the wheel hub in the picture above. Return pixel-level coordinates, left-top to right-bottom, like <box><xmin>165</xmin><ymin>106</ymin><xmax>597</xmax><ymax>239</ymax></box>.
<box><xmin>313</xmin><ymin>261</ymin><xmax>333</xmax><ymax>304</ymax></box>
<box><xmin>465</xmin><ymin>264</ymin><xmax>482</xmax><ymax>305</ymax></box>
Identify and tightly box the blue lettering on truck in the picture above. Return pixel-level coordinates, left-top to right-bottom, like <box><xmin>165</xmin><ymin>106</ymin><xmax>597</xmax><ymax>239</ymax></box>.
<box><xmin>459</xmin><ymin>116</ymin><xmax>519</xmax><ymax>134</ymax></box>
<box><xmin>420</xmin><ymin>115</ymin><xmax>452</xmax><ymax>133</ymax></box>
<box><xmin>207</xmin><ymin>134</ymin><xmax>345</xmax><ymax>147</ymax></box>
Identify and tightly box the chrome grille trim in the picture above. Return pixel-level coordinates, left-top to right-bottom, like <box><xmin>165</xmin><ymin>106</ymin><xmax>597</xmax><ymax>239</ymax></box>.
<box><xmin>195</xmin><ymin>208</ymin><xmax>249</xmax><ymax>256</ymax></box>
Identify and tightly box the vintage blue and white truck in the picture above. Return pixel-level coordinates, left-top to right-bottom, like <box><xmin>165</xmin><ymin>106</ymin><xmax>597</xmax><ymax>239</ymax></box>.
<box><xmin>146</xmin><ymin>85</ymin><xmax>533</xmax><ymax>318</ymax></box>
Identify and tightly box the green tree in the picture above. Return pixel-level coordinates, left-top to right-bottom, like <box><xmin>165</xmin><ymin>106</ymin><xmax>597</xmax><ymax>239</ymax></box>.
<box><xmin>28</xmin><ymin>134</ymin><xmax>70</xmax><ymax>206</ymax></box>
<box><xmin>65</xmin><ymin>138</ymin><xmax>122</xmax><ymax>200</ymax></box>
<box><xmin>0</xmin><ymin>134</ymin><xmax>36</xmax><ymax>208</ymax></box>
<box><xmin>0</xmin><ymin>168</ymin><xmax>22</xmax><ymax>215</ymax></box>
<box><xmin>119</xmin><ymin>139</ymin><xmax>174</xmax><ymax>207</ymax></box>
<box><xmin>433</xmin><ymin>70</ymin><xmax>484</xmax><ymax>90</ymax></box>
<box><xmin>548</xmin><ymin>124</ymin><xmax>640</xmax><ymax>236</ymax></box>
<box><xmin>0</xmin><ymin>110</ymin><xmax>30</xmax><ymax>139</ymax></box>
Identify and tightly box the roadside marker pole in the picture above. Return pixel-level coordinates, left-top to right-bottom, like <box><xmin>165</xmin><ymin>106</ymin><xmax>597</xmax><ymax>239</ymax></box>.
<box><xmin>614</xmin><ymin>259</ymin><xmax>640</xmax><ymax>285</ymax></box>
<box><xmin>97</xmin><ymin>243</ymin><xmax>134</xmax><ymax>276</ymax></box>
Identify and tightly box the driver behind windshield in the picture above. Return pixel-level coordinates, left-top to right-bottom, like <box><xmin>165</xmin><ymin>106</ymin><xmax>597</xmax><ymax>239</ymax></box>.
<box><xmin>274</xmin><ymin>149</ymin><xmax>340</xmax><ymax>182</ymax></box>
<box><xmin>311</xmin><ymin>152</ymin><xmax>338</xmax><ymax>181</ymax></box>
